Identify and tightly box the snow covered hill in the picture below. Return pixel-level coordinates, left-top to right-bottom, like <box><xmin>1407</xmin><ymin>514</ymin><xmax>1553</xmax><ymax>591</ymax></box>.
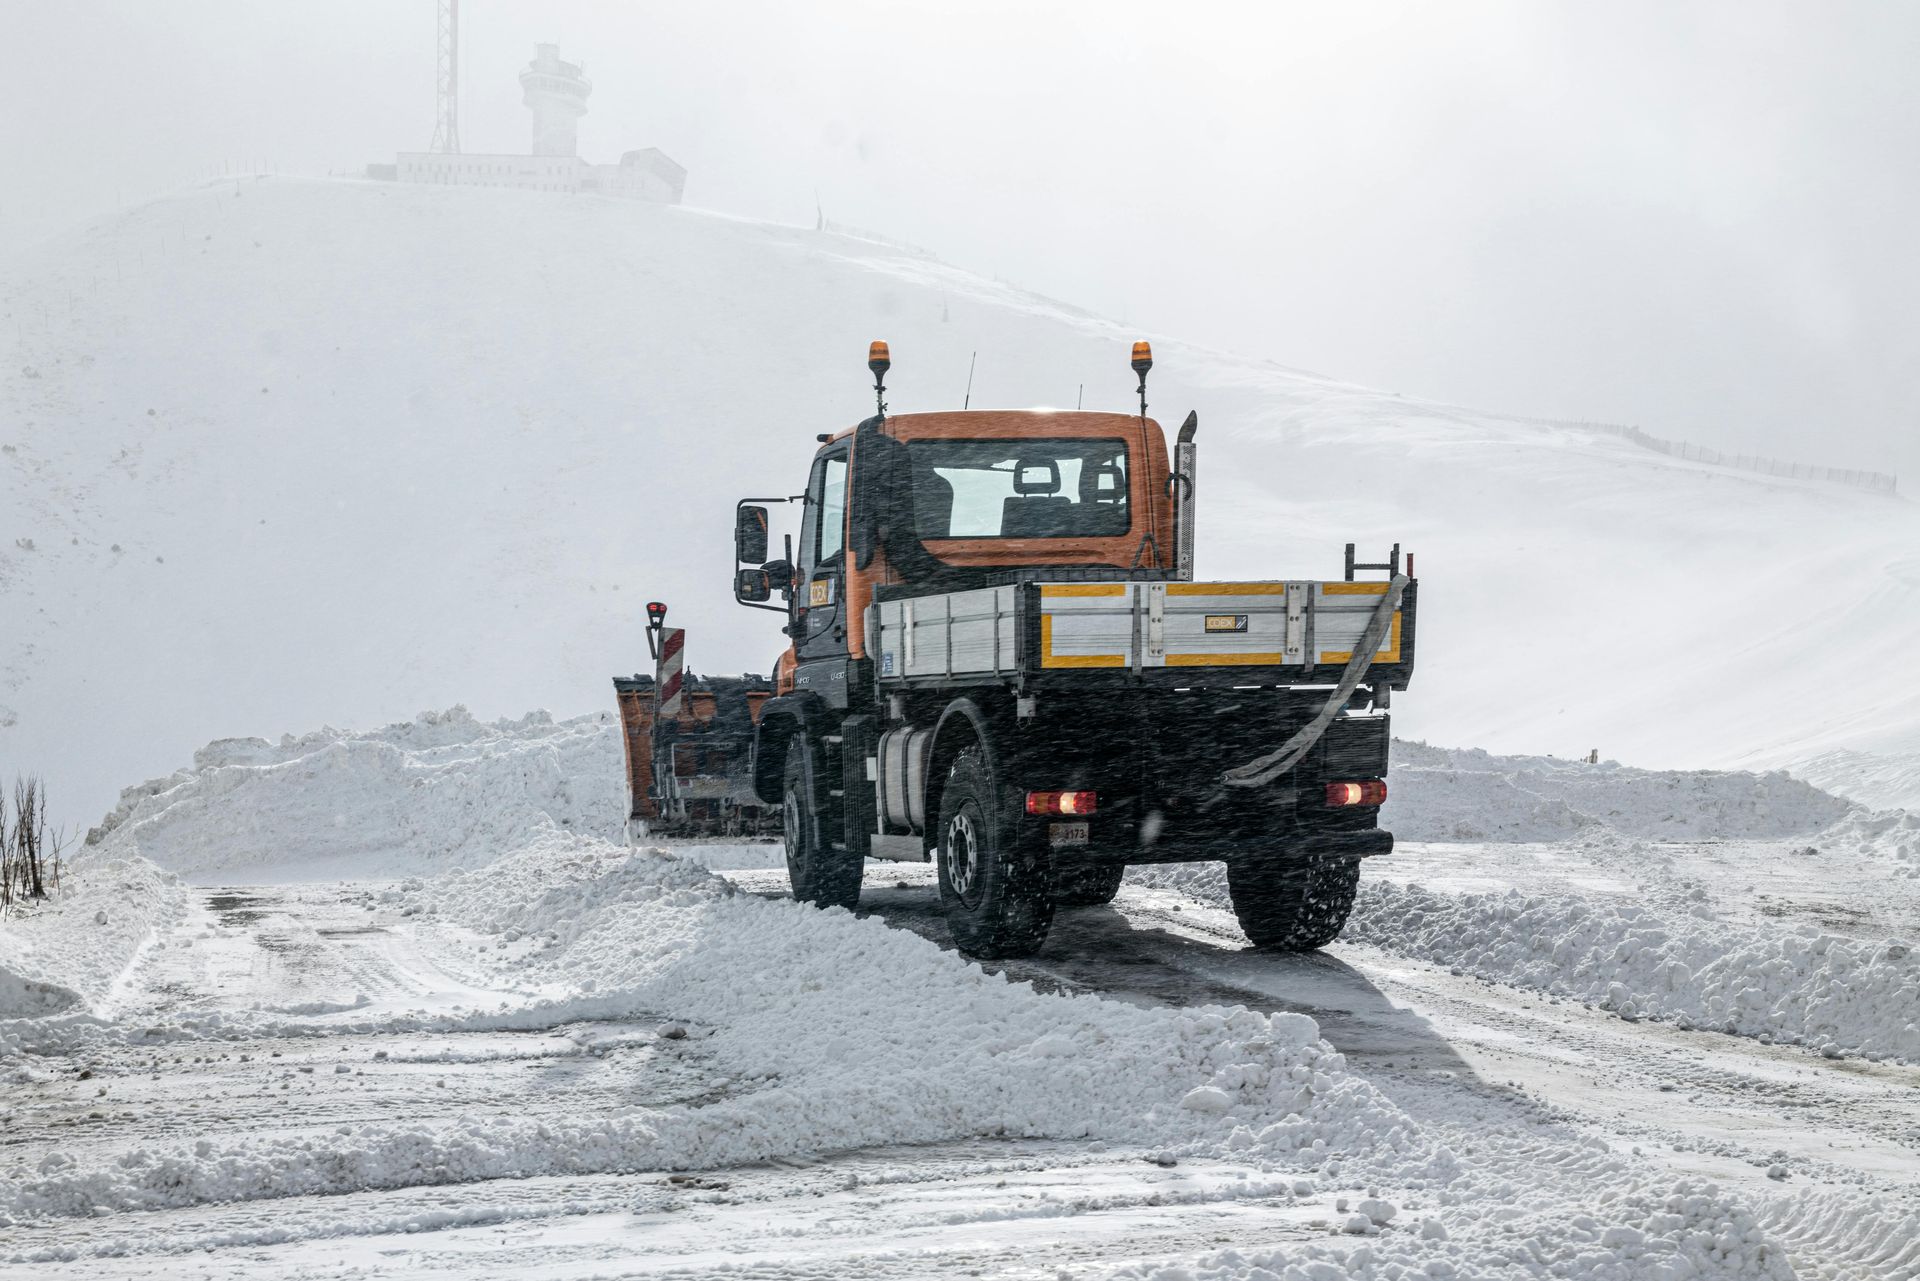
<box><xmin>3</xmin><ymin>176</ymin><xmax>1917</xmax><ymax>833</ymax></box>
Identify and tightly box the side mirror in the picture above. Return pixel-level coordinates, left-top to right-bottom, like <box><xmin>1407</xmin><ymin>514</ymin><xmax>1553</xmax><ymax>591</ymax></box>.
<box><xmin>735</xmin><ymin>567</ymin><xmax>773</xmax><ymax>603</ymax></box>
<box><xmin>735</xmin><ymin>504</ymin><xmax>770</xmax><ymax>564</ymax></box>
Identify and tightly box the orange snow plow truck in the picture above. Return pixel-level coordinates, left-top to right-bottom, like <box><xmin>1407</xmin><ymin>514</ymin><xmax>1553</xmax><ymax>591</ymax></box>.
<box><xmin>615</xmin><ymin>341</ymin><xmax>1418</xmax><ymax>958</ymax></box>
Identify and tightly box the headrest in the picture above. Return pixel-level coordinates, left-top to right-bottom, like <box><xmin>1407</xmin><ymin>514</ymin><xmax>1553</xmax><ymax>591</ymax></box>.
<box><xmin>1081</xmin><ymin>462</ymin><xmax>1125</xmax><ymax>504</ymax></box>
<box><xmin>1013</xmin><ymin>458</ymin><xmax>1062</xmax><ymax>495</ymax></box>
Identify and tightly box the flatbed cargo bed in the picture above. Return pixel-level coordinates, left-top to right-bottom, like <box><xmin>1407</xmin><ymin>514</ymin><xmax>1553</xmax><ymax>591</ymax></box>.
<box><xmin>868</xmin><ymin>578</ymin><xmax>1416</xmax><ymax>690</ymax></box>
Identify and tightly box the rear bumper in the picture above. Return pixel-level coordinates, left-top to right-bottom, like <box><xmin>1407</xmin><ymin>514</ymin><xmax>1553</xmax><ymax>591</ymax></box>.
<box><xmin>1285</xmin><ymin>827</ymin><xmax>1392</xmax><ymax>861</ymax></box>
<box><xmin>1098</xmin><ymin>824</ymin><xmax>1392</xmax><ymax>866</ymax></box>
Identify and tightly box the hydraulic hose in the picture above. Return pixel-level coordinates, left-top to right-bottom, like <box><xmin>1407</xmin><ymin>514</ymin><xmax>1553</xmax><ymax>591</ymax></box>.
<box><xmin>1221</xmin><ymin>573</ymin><xmax>1407</xmax><ymax>789</ymax></box>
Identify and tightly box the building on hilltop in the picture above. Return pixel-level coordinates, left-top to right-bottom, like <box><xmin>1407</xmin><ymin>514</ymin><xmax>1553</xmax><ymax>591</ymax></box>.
<box><xmin>598</xmin><ymin>149</ymin><xmax>688</xmax><ymax>203</ymax></box>
<box><xmin>521</xmin><ymin>42</ymin><xmax>591</xmax><ymax>157</ymax></box>
<box><xmin>384</xmin><ymin>43</ymin><xmax>686</xmax><ymax>204</ymax></box>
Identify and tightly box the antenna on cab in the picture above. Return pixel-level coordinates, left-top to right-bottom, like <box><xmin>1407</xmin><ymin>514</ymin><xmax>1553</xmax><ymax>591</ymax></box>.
<box><xmin>869</xmin><ymin>340</ymin><xmax>890</xmax><ymax>419</ymax></box>
<box><xmin>1131</xmin><ymin>341</ymin><xmax>1153</xmax><ymax>419</ymax></box>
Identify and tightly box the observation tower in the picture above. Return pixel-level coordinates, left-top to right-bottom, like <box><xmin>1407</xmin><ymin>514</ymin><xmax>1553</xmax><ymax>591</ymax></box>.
<box><xmin>520</xmin><ymin>43</ymin><xmax>592</xmax><ymax>157</ymax></box>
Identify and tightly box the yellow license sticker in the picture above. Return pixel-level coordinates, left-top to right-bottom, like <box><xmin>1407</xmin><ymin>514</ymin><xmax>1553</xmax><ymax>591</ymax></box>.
<box><xmin>809</xmin><ymin>579</ymin><xmax>834</xmax><ymax>607</ymax></box>
<box><xmin>1204</xmin><ymin>614</ymin><xmax>1248</xmax><ymax>633</ymax></box>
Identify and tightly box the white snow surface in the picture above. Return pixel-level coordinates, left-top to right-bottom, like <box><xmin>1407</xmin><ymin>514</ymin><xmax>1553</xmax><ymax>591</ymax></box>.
<box><xmin>3</xmin><ymin>176</ymin><xmax>1918</xmax><ymax>839</ymax></box>
<box><xmin>4</xmin><ymin>830</ymin><xmax>1840</xmax><ymax>1281</ymax></box>
<box><xmin>4</xmin><ymin>708</ymin><xmax>1918</xmax><ymax>1277</ymax></box>
<box><xmin>5</xmin><ymin>831</ymin><xmax>1415</xmax><ymax>1221</ymax></box>
<box><xmin>1110</xmin><ymin>1184</ymin><xmax>1796</xmax><ymax>1281</ymax></box>
<box><xmin>0</xmin><ymin>857</ymin><xmax>183</xmax><ymax>1019</ymax></box>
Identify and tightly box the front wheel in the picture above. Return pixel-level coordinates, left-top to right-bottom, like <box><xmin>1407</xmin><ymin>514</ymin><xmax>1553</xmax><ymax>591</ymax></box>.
<box><xmin>1225</xmin><ymin>855</ymin><xmax>1362</xmax><ymax>951</ymax></box>
<box><xmin>936</xmin><ymin>747</ymin><xmax>1054</xmax><ymax>958</ymax></box>
<box><xmin>783</xmin><ymin>734</ymin><xmax>862</xmax><ymax>910</ymax></box>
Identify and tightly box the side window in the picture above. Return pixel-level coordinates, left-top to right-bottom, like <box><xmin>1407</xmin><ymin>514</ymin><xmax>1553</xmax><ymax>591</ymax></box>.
<box><xmin>797</xmin><ymin>458</ymin><xmax>825</xmax><ymax>576</ymax></box>
<box><xmin>817</xmin><ymin>455</ymin><xmax>847</xmax><ymax>564</ymax></box>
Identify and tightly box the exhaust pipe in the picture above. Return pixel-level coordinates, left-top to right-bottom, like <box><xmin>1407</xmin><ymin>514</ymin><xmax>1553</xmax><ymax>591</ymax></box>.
<box><xmin>1173</xmin><ymin>411</ymin><xmax>1198</xmax><ymax>581</ymax></box>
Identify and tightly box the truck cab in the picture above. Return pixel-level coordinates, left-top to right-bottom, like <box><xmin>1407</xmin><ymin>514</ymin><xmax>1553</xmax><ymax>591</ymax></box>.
<box><xmin>774</xmin><ymin>409</ymin><xmax>1175</xmax><ymax>702</ymax></box>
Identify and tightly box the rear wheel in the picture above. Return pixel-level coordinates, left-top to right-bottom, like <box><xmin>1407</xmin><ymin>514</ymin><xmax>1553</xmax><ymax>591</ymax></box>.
<box><xmin>1225</xmin><ymin>855</ymin><xmax>1362</xmax><ymax>951</ymax></box>
<box><xmin>936</xmin><ymin>746</ymin><xmax>1054</xmax><ymax>958</ymax></box>
<box><xmin>1050</xmin><ymin>862</ymin><xmax>1125</xmax><ymax>906</ymax></box>
<box><xmin>783</xmin><ymin>734</ymin><xmax>862</xmax><ymax>910</ymax></box>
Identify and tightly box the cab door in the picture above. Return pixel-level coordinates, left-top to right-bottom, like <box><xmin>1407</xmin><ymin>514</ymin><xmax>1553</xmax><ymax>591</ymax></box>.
<box><xmin>794</xmin><ymin>444</ymin><xmax>850</xmax><ymax>671</ymax></box>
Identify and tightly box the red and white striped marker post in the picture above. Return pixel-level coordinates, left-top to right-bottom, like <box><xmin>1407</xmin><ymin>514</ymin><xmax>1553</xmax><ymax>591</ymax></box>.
<box><xmin>656</xmin><ymin>627</ymin><xmax>686</xmax><ymax>717</ymax></box>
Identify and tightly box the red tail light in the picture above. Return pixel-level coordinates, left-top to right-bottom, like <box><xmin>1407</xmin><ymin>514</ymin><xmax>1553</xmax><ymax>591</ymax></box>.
<box><xmin>1026</xmin><ymin>790</ymin><xmax>1098</xmax><ymax>817</ymax></box>
<box><xmin>1325</xmin><ymin>780</ymin><xmax>1387</xmax><ymax>807</ymax></box>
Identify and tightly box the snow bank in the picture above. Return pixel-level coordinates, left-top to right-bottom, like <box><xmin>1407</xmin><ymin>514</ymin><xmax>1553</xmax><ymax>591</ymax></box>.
<box><xmin>416</xmin><ymin>835</ymin><xmax>1422</xmax><ymax>1163</ymax></box>
<box><xmin>1342</xmin><ymin>880</ymin><xmax>1920</xmax><ymax>1062</ymax></box>
<box><xmin>86</xmin><ymin>707</ymin><xmax>625</xmax><ymax>882</ymax></box>
<box><xmin>91</xmin><ymin>709</ymin><xmax>1873</xmax><ymax>892</ymax></box>
<box><xmin>80</xmin><ymin>705</ymin><xmax>791</xmax><ymax>882</ymax></box>
<box><xmin>0</xmin><ymin>858</ymin><xmax>183</xmax><ymax>1019</ymax></box>
<box><xmin>1132</xmin><ymin>851</ymin><xmax>1920</xmax><ymax>1062</ymax></box>
<box><xmin>473</xmin><ymin>840</ymin><xmax>1441</xmax><ymax>1152</ymax></box>
<box><xmin>1385</xmin><ymin>741</ymin><xmax>1853</xmax><ymax>842</ymax></box>
<box><xmin>1818</xmin><ymin>806</ymin><xmax>1920</xmax><ymax>878</ymax></box>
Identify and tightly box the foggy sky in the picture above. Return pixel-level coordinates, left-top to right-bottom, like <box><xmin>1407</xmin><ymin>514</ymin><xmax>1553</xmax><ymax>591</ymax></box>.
<box><xmin>5</xmin><ymin>1</ymin><xmax>1916</xmax><ymax>484</ymax></box>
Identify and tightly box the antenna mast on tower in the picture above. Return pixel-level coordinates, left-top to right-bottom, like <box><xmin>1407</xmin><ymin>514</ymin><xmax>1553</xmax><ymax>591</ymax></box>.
<box><xmin>428</xmin><ymin>0</ymin><xmax>461</xmax><ymax>153</ymax></box>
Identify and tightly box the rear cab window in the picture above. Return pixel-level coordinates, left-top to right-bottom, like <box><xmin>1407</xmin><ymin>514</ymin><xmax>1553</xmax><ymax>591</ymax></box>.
<box><xmin>908</xmin><ymin>438</ymin><xmax>1129</xmax><ymax>539</ymax></box>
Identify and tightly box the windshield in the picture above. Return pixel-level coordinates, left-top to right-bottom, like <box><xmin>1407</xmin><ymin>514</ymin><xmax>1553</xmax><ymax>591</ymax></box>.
<box><xmin>907</xmin><ymin>438</ymin><xmax>1130</xmax><ymax>539</ymax></box>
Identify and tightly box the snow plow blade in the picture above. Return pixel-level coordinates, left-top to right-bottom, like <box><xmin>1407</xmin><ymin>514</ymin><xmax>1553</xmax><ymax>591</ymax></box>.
<box><xmin>613</xmin><ymin>672</ymin><xmax>778</xmax><ymax>840</ymax></box>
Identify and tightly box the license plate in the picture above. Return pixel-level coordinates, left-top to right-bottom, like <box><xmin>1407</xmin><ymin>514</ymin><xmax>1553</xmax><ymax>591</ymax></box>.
<box><xmin>1049</xmin><ymin>821</ymin><xmax>1089</xmax><ymax>847</ymax></box>
<box><xmin>1205</xmin><ymin>614</ymin><xmax>1248</xmax><ymax>633</ymax></box>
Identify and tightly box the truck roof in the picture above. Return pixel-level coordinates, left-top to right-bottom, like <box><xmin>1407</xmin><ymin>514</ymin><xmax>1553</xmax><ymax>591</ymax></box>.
<box><xmin>828</xmin><ymin>409</ymin><xmax>1165</xmax><ymax>446</ymax></box>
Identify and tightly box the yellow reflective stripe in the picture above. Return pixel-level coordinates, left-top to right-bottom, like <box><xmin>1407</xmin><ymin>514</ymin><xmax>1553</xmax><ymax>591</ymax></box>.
<box><xmin>1322</xmin><ymin>581</ymin><xmax>1390</xmax><ymax>595</ymax></box>
<box><xmin>1166</xmin><ymin>582</ymin><xmax>1287</xmax><ymax>596</ymax></box>
<box><xmin>1164</xmin><ymin>652</ymin><xmax>1285</xmax><ymax>666</ymax></box>
<box><xmin>1041</xmin><ymin>583</ymin><xmax>1127</xmax><ymax>597</ymax></box>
